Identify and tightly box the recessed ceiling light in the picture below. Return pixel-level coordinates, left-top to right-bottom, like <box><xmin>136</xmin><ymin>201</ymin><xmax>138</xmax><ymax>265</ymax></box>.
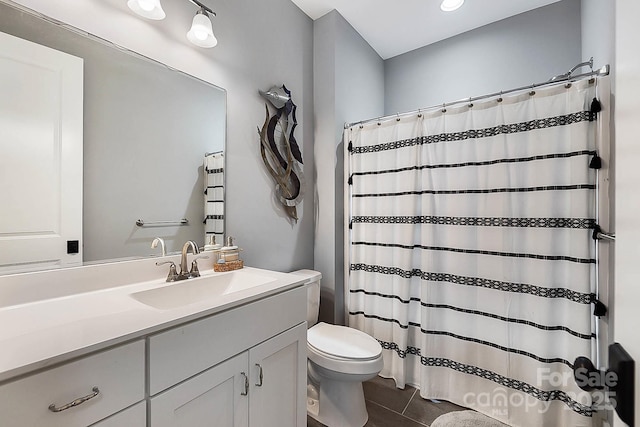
<box><xmin>440</xmin><ymin>0</ymin><xmax>464</xmax><ymax>12</ymax></box>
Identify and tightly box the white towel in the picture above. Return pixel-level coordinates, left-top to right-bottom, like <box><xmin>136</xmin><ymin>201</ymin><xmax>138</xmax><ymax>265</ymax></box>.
<box><xmin>205</xmin><ymin>219</ymin><xmax>224</xmax><ymax>234</ymax></box>
<box><xmin>206</xmin><ymin>201</ymin><xmax>224</xmax><ymax>216</ymax></box>
<box><xmin>206</xmin><ymin>187</ymin><xmax>224</xmax><ymax>201</ymax></box>
<box><xmin>205</xmin><ymin>218</ymin><xmax>224</xmax><ymax>233</ymax></box>
<box><xmin>204</xmin><ymin>152</ymin><xmax>224</xmax><ymax>244</ymax></box>
<box><xmin>206</xmin><ymin>152</ymin><xmax>224</xmax><ymax>171</ymax></box>
<box><xmin>207</xmin><ymin>173</ymin><xmax>224</xmax><ymax>187</ymax></box>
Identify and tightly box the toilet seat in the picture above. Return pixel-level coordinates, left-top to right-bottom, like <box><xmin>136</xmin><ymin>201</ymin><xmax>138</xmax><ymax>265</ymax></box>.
<box><xmin>307</xmin><ymin>323</ymin><xmax>383</xmax><ymax>375</ymax></box>
<box><xmin>308</xmin><ymin>322</ymin><xmax>381</xmax><ymax>360</ymax></box>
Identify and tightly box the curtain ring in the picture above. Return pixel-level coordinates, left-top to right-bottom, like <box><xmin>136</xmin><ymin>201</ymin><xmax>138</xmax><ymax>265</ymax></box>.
<box><xmin>529</xmin><ymin>84</ymin><xmax>536</xmax><ymax>96</ymax></box>
<box><xmin>359</xmin><ymin>124</ymin><xmax>364</xmax><ymax>129</ymax></box>
<box><xmin>497</xmin><ymin>90</ymin><xmax>503</xmax><ymax>103</ymax></box>
<box><xmin>467</xmin><ymin>97</ymin><xmax>473</xmax><ymax>108</ymax></box>
<box><xmin>441</xmin><ymin>103</ymin><xmax>447</xmax><ymax>113</ymax></box>
<box><xmin>396</xmin><ymin>112</ymin><xmax>400</xmax><ymax>122</ymax></box>
<box><xmin>565</xmin><ymin>82</ymin><xmax>572</xmax><ymax>89</ymax></box>
<box><xmin>417</xmin><ymin>108</ymin><xmax>422</xmax><ymax>118</ymax></box>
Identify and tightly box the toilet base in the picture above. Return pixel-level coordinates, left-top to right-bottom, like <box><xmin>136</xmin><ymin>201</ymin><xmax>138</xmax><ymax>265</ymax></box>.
<box><xmin>306</xmin><ymin>376</ymin><xmax>368</xmax><ymax>427</ymax></box>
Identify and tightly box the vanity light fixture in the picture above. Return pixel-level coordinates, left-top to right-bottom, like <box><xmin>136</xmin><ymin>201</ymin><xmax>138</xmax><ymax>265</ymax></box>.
<box><xmin>187</xmin><ymin>5</ymin><xmax>218</xmax><ymax>48</ymax></box>
<box><xmin>440</xmin><ymin>0</ymin><xmax>464</xmax><ymax>12</ymax></box>
<box><xmin>127</xmin><ymin>0</ymin><xmax>218</xmax><ymax>48</ymax></box>
<box><xmin>127</xmin><ymin>0</ymin><xmax>166</xmax><ymax>20</ymax></box>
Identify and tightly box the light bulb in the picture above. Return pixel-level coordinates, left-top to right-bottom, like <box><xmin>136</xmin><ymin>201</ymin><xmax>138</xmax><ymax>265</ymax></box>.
<box><xmin>440</xmin><ymin>0</ymin><xmax>464</xmax><ymax>12</ymax></box>
<box><xmin>138</xmin><ymin>0</ymin><xmax>155</xmax><ymax>11</ymax></box>
<box><xmin>127</xmin><ymin>0</ymin><xmax>166</xmax><ymax>20</ymax></box>
<box><xmin>194</xmin><ymin>28</ymin><xmax>209</xmax><ymax>41</ymax></box>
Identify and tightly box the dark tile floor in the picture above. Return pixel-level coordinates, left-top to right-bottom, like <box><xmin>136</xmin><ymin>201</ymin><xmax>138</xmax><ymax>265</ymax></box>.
<box><xmin>307</xmin><ymin>376</ymin><xmax>468</xmax><ymax>426</ymax></box>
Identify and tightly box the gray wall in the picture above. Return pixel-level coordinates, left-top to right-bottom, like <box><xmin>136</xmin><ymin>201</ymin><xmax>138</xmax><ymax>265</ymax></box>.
<box><xmin>314</xmin><ymin>10</ymin><xmax>384</xmax><ymax>324</ymax></box>
<box><xmin>384</xmin><ymin>0</ymin><xmax>583</xmax><ymax>114</ymax></box>
<box><xmin>11</xmin><ymin>0</ymin><xmax>315</xmax><ymax>273</ymax></box>
<box><xmin>581</xmin><ymin>0</ymin><xmax>614</xmax><ymax>70</ymax></box>
<box><xmin>212</xmin><ymin>0</ymin><xmax>315</xmax><ymax>273</ymax></box>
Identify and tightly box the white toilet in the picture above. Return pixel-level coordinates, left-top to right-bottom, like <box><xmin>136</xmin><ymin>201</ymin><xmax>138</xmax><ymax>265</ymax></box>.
<box><xmin>291</xmin><ymin>270</ymin><xmax>384</xmax><ymax>427</ymax></box>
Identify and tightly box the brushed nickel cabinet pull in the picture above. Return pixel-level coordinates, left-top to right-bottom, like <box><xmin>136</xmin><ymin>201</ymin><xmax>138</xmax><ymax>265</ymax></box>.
<box><xmin>48</xmin><ymin>387</ymin><xmax>100</xmax><ymax>412</ymax></box>
<box><xmin>240</xmin><ymin>372</ymin><xmax>248</xmax><ymax>396</ymax></box>
<box><xmin>255</xmin><ymin>364</ymin><xmax>263</xmax><ymax>386</ymax></box>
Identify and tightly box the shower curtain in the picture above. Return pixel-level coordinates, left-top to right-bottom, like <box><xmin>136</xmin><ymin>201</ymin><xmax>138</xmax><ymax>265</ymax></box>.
<box><xmin>346</xmin><ymin>79</ymin><xmax>605</xmax><ymax>427</ymax></box>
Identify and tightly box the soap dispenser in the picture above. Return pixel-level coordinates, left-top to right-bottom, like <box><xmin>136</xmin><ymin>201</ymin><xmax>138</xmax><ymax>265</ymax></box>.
<box><xmin>213</xmin><ymin>236</ymin><xmax>243</xmax><ymax>272</ymax></box>
<box><xmin>204</xmin><ymin>235</ymin><xmax>222</xmax><ymax>251</ymax></box>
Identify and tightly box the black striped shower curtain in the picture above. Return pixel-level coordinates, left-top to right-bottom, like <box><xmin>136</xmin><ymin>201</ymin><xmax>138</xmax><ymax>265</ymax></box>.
<box><xmin>346</xmin><ymin>79</ymin><xmax>604</xmax><ymax>427</ymax></box>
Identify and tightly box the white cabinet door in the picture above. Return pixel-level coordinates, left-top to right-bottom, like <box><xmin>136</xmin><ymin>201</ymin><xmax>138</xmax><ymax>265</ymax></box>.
<box><xmin>249</xmin><ymin>323</ymin><xmax>307</xmax><ymax>427</ymax></box>
<box><xmin>148</xmin><ymin>286</ymin><xmax>307</xmax><ymax>396</ymax></box>
<box><xmin>0</xmin><ymin>31</ymin><xmax>83</xmax><ymax>273</ymax></box>
<box><xmin>150</xmin><ymin>352</ymin><xmax>249</xmax><ymax>427</ymax></box>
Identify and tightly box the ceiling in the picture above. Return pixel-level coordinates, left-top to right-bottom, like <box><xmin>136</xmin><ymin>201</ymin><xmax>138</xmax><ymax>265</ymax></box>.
<box><xmin>291</xmin><ymin>0</ymin><xmax>564</xmax><ymax>59</ymax></box>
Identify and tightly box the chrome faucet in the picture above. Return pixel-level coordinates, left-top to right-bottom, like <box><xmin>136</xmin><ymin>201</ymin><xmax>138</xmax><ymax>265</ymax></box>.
<box><xmin>178</xmin><ymin>240</ymin><xmax>200</xmax><ymax>280</ymax></box>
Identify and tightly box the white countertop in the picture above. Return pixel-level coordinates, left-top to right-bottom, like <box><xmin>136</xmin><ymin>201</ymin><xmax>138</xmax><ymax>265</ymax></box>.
<box><xmin>0</xmin><ymin>265</ymin><xmax>306</xmax><ymax>383</ymax></box>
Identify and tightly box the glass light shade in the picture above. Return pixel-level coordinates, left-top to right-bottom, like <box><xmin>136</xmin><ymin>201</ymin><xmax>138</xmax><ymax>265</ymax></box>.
<box><xmin>127</xmin><ymin>0</ymin><xmax>166</xmax><ymax>20</ymax></box>
<box><xmin>187</xmin><ymin>12</ymin><xmax>218</xmax><ymax>48</ymax></box>
<box><xmin>440</xmin><ymin>0</ymin><xmax>464</xmax><ymax>12</ymax></box>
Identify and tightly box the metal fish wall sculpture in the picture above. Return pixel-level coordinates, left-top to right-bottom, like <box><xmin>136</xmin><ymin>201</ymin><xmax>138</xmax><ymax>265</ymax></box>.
<box><xmin>258</xmin><ymin>84</ymin><xmax>304</xmax><ymax>221</ymax></box>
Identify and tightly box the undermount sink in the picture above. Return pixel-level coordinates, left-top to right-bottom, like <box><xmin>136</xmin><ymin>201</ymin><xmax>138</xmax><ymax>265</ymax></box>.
<box><xmin>131</xmin><ymin>269</ymin><xmax>277</xmax><ymax>310</ymax></box>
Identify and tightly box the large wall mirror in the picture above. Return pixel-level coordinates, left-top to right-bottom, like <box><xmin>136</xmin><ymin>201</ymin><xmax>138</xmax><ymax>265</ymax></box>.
<box><xmin>0</xmin><ymin>1</ymin><xmax>226</xmax><ymax>275</ymax></box>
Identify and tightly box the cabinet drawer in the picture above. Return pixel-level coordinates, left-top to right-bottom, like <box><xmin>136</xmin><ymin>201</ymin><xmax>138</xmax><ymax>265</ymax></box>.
<box><xmin>0</xmin><ymin>340</ymin><xmax>145</xmax><ymax>427</ymax></box>
<box><xmin>149</xmin><ymin>286</ymin><xmax>306</xmax><ymax>395</ymax></box>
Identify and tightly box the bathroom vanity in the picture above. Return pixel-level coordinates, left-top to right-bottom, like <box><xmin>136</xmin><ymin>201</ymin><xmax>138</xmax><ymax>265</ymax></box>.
<box><xmin>0</xmin><ymin>257</ymin><xmax>307</xmax><ymax>427</ymax></box>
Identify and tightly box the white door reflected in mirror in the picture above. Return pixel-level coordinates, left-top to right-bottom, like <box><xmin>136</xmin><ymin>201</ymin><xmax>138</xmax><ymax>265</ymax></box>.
<box><xmin>0</xmin><ymin>31</ymin><xmax>83</xmax><ymax>274</ymax></box>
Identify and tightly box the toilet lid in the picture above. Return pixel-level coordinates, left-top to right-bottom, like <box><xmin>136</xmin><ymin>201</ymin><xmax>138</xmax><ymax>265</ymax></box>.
<box><xmin>307</xmin><ymin>323</ymin><xmax>382</xmax><ymax>360</ymax></box>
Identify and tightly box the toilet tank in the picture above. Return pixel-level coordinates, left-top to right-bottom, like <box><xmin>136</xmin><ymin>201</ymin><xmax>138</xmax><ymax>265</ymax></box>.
<box><xmin>290</xmin><ymin>269</ymin><xmax>322</xmax><ymax>327</ymax></box>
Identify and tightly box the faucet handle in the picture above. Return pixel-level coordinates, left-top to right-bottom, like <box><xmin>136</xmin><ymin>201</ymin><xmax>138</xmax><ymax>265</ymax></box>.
<box><xmin>156</xmin><ymin>261</ymin><xmax>179</xmax><ymax>282</ymax></box>
<box><xmin>190</xmin><ymin>256</ymin><xmax>209</xmax><ymax>278</ymax></box>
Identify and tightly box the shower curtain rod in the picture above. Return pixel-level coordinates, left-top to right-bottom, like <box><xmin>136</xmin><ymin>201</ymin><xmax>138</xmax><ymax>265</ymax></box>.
<box><xmin>344</xmin><ymin>61</ymin><xmax>610</xmax><ymax>129</ymax></box>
